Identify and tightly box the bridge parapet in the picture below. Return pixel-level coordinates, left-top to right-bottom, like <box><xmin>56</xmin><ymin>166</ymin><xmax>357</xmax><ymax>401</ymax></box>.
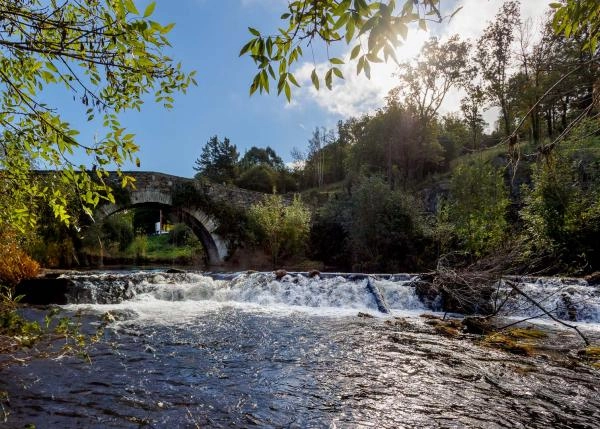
<box><xmin>108</xmin><ymin>171</ymin><xmax>278</xmax><ymax>210</ymax></box>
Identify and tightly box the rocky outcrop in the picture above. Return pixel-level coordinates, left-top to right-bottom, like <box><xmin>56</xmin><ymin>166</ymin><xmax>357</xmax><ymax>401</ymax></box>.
<box><xmin>15</xmin><ymin>276</ymin><xmax>74</xmax><ymax>305</ymax></box>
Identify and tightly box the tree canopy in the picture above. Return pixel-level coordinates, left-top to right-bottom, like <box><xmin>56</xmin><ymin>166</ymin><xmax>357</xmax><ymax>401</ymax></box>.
<box><xmin>193</xmin><ymin>136</ymin><xmax>239</xmax><ymax>184</ymax></box>
<box><xmin>240</xmin><ymin>0</ymin><xmax>450</xmax><ymax>100</ymax></box>
<box><xmin>0</xmin><ymin>0</ymin><xmax>195</xmax><ymax>231</ymax></box>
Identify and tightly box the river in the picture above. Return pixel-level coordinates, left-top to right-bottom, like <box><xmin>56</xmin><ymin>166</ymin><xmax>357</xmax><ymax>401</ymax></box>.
<box><xmin>2</xmin><ymin>271</ymin><xmax>600</xmax><ymax>428</ymax></box>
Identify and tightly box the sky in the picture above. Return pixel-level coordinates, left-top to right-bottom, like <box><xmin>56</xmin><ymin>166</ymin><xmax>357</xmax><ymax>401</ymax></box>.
<box><xmin>64</xmin><ymin>0</ymin><xmax>555</xmax><ymax>177</ymax></box>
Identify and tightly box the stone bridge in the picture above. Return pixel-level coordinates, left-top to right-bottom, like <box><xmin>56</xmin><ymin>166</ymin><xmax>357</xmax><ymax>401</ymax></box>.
<box><xmin>96</xmin><ymin>172</ymin><xmax>274</xmax><ymax>265</ymax></box>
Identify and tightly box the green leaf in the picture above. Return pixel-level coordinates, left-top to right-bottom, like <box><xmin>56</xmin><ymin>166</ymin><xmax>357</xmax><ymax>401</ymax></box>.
<box><xmin>143</xmin><ymin>2</ymin><xmax>156</xmax><ymax>18</ymax></box>
<box><xmin>284</xmin><ymin>82</ymin><xmax>291</xmax><ymax>102</ymax></box>
<box><xmin>249</xmin><ymin>27</ymin><xmax>261</xmax><ymax>37</ymax></box>
<box><xmin>329</xmin><ymin>57</ymin><xmax>345</xmax><ymax>65</ymax></box>
<box><xmin>311</xmin><ymin>69</ymin><xmax>320</xmax><ymax>90</ymax></box>
<box><xmin>325</xmin><ymin>69</ymin><xmax>333</xmax><ymax>90</ymax></box>
<box><xmin>288</xmin><ymin>73</ymin><xmax>300</xmax><ymax>87</ymax></box>
<box><xmin>124</xmin><ymin>0</ymin><xmax>138</xmax><ymax>15</ymax></box>
<box><xmin>350</xmin><ymin>44</ymin><xmax>361</xmax><ymax>60</ymax></box>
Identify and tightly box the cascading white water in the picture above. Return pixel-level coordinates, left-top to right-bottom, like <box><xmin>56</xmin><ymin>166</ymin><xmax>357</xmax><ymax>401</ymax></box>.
<box><xmin>497</xmin><ymin>277</ymin><xmax>600</xmax><ymax>322</ymax></box>
<box><xmin>61</xmin><ymin>271</ymin><xmax>424</xmax><ymax>314</ymax></box>
<box><xmin>59</xmin><ymin>271</ymin><xmax>600</xmax><ymax>322</ymax></box>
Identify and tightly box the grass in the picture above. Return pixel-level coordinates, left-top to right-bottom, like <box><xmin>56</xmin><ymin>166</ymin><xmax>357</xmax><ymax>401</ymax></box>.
<box><xmin>85</xmin><ymin>234</ymin><xmax>205</xmax><ymax>265</ymax></box>
<box><xmin>142</xmin><ymin>235</ymin><xmax>202</xmax><ymax>260</ymax></box>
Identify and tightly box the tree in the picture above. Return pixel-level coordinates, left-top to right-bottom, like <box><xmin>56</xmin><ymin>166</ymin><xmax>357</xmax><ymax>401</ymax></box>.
<box><xmin>306</xmin><ymin>127</ymin><xmax>334</xmax><ymax>188</ymax></box>
<box><xmin>236</xmin><ymin>164</ymin><xmax>276</xmax><ymax>193</ymax></box>
<box><xmin>320</xmin><ymin>175</ymin><xmax>429</xmax><ymax>272</ymax></box>
<box><xmin>193</xmin><ymin>136</ymin><xmax>239</xmax><ymax>184</ymax></box>
<box><xmin>476</xmin><ymin>1</ymin><xmax>520</xmax><ymax>137</ymax></box>
<box><xmin>0</xmin><ymin>0</ymin><xmax>195</xmax><ymax>232</ymax></box>
<box><xmin>241</xmin><ymin>0</ymin><xmax>451</xmax><ymax>100</ymax></box>
<box><xmin>345</xmin><ymin>103</ymin><xmax>442</xmax><ymax>186</ymax></box>
<box><xmin>460</xmin><ymin>84</ymin><xmax>487</xmax><ymax>150</ymax></box>
<box><xmin>239</xmin><ymin>146</ymin><xmax>285</xmax><ymax>171</ymax></box>
<box><xmin>444</xmin><ymin>160</ymin><xmax>510</xmax><ymax>256</ymax></box>
<box><xmin>388</xmin><ymin>35</ymin><xmax>474</xmax><ymax>126</ymax></box>
<box><xmin>438</xmin><ymin>113</ymin><xmax>471</xmax><ymax>166</ymax></box>
<box><xmin>520</xmin><ymin>119</ymin><xmax>600</xmax><ymax>272</ymax></box>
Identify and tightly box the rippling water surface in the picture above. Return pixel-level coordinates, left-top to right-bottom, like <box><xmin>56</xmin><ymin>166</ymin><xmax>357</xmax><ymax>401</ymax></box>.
<box><xmin>2</xmin><ymin>271</ymin><xmax>600</xmax><ymax>428</ymax></box>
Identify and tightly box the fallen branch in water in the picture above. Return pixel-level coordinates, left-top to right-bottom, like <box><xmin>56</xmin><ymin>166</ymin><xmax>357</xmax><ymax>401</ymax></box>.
<box><xmin>504</xmin><ymin>279</ymin><xmax>590</xmax><ymax>346</ymax></box>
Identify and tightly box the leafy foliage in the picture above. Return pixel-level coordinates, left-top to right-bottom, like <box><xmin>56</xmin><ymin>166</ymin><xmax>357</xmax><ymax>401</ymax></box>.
<box><xmin>476</xmin><ymin>0</ymin><xmax>520</xmax><ymax>137</ymax></box>
<box><xmin>520</xmin><ymin>119</ymin><xmax>600</xmax><ymax>271</ymax></box>
<box><xmin>0</xmin><ymin>231</ymin><xmax>40</xmax><ymax>287</ymax></box>
<box><xmin>241</xmin><ymin>0</ymin><xmax>448</xmax><ymax>100</ymax></box>
<box><xmin>551</xmin><ymin>0</ymin><xmax>600</xmax><ymax>53</ymax></box>
<box><xmin>193</xmin><ymin>136</ymin><xmax>240</xmax><ymax>184</ymax></box>
<box><xmin>248</xmin><ymin>194</ymin><xmax>311</xmax><ymax>265</ymax></box>
<box><xmin>444</xmin><ymin>160</ymin><xmax>510</xmax><ymax>256</ymax></box>
<box><xmin>168</xmin><ymin>223</ymin><xmax>197</xmax><ymax>247</ymax></box>
<box><xmin>240</xmin><ymin>146</ymin><xmax>285</xmax><ymax>171</ymax></box>
<box><xmin>0</xmin><ymin>0</ymin><xmax>195</xmax><ymax>232</ymax></box>
<box><xmin>346</xmin><ymin>176</ymin><xmax>429</xmax><ymax>271</ymax></box>
<box><xmin>313</xmin><ymin>176</ymin><xmax>430</xmax><ymax>272</ymax></box>
<box><xmin>236</xmin><ymin>164</ymin><xmax>277</xmax><ymax>193</ymax></box>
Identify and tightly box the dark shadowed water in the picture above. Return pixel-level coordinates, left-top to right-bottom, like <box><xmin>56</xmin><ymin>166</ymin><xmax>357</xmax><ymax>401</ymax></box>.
<box><xmin>1</xmin><ymin>271</ymin><xmax>600</xmax><ymax>428</ymax></box>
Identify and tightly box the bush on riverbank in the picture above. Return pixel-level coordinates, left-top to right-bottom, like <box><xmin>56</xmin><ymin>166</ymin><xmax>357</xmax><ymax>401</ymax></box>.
<box><xmin>0</xmin><ymin>232</ymin><xmax>39</xmax><ymax>286</ymax></box>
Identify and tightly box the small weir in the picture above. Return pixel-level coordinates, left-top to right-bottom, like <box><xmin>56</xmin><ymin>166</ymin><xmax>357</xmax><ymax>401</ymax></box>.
<box><xmin>47</xmin><ymin>270</ymin><xmax>600</xmax><ymax>323</ymax></box>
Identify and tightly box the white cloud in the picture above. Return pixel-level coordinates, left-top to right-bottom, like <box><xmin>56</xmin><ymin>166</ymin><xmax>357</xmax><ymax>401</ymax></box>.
<box><xmin>290</xmin><ymin>0</ymin><xmax>554</xmax><ymax>120</ymax></box>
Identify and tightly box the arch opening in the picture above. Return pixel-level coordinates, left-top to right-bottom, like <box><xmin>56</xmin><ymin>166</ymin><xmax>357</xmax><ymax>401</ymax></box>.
<box><xmin>96</xmin><ymin>201</ymin><xmax>224</xmax><ymax>266</ymax></box>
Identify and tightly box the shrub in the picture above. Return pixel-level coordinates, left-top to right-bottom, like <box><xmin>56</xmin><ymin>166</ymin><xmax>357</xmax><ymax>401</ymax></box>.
<box><xmin>102</xmin><ymin>212</ymin><xmax>134</xmax><ymax>251</ymax></box>
<box><xmin>129</xmin><ymin>234</ymin><xmax>148</xmax><ymax>259</ymax></box>
<box><xmin>347</xmin><ymin>176</ymin><xmax>429</xmax><ymax>271</ymax></box>
<box><xmin>0</xmin><ymin>231</ymin><xmax>40</xmax><ymax>286</ymax></box>
<box><xmin>168</xmin><ymin>223</ymin><xmax>194</xmax><ymax>246</ymax></box>
<box><xmin>248</xmin><ymin>194</ymin><xmax>311</xmax><ymax>265</ymax></box>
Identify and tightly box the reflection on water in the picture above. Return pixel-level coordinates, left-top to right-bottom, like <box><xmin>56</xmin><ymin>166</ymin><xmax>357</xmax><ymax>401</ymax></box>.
<box><xmin>1</xmin><ymin>272</ymin><xmax>600</xmax><ymax>428</ymax></box>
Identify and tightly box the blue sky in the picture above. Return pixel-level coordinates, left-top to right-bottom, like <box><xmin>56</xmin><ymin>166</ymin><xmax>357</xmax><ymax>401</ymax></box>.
<box><xmin>63</xmin><ymin>0</ymin><xmax>554</xmax><ymax>178</ymax></box>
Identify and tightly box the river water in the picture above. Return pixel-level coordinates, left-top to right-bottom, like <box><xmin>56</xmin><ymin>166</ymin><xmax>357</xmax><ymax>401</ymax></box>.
<box><xmin>2</xmin><ymin>271</ymin><xmax>600</xmax><ymax>428</ymax></box>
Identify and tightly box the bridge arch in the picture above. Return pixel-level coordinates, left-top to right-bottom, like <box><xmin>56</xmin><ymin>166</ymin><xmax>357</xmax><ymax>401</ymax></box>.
<box><xmin>96</xmin><ymin>188</ymin><xmax>228</xmax><ymax>266</ymax></box>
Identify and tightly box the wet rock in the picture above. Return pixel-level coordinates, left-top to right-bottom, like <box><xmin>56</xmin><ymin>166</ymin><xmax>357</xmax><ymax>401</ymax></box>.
<box><xmin>357</xmin><ymin>312</ymin><xmax>374</xmax><ymax>318</ymax></box>
<box><xmin>420</xmin><ymin>313</ymin><xmax>442</xmax><ymax>320</ymax></box>
<box><xmin>15</xmin><ymin>277</ymin><xmax>73</xmax><ymax>305</ymax></box>
<box><xmin>584</xmin><ymin>272</ymin><xmax>600</xmax><ymax>285</ymax></box>
<box><xmin>166</xmin><ymin>268</ymin><xmax>186</xmax><ymax>274</ymax></box>
<box><xmin>388</xmin><ymin>335</ymin><xmax>402</xmax><ymax>344</ymax></box>
<box><xmin>560</xmin><ymin>293</ymin><xmax>578</xmax><ymax>321</ymax></box>
<box><xmin>413</xmin><ymin>274</ymin><xmax>439</xmax><ymax>308</ymax></box>
<box><xmin>308</xmin><ymin>270</ymin><xmax>321</xmax><ymax>278</ymax></box>
<box><xmin>463</xmin><ymin>317</ymin><xmax>494</xmax><ymax>335</ymax></box>
<box><xmin>274</xmin><ymin>269</ymin><xmax>287</xmax><ymax>280</ymax></box>
<box><xmin>347</xmin><ymin>273</ymin><xmax>369</xmax><ymax>281</ymax></box>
